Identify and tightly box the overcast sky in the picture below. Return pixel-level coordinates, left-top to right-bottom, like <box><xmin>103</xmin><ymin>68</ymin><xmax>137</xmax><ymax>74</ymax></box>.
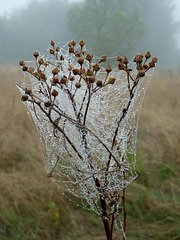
<box><xmin>0</xmin><ymin>0</ymin><xmax>180</xmax><ymax>21</ymax></box>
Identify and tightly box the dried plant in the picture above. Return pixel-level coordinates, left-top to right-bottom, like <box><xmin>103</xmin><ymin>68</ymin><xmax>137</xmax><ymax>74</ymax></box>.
<box><xmin>17</xmin><ymin>40</ymin><xmax>157</xmax><ymax>240</ymax></box>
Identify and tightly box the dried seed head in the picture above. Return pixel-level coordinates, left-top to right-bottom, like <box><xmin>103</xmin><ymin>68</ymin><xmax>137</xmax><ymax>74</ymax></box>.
<box><xmin>123</xmin><ymin>56</ymin><xmax>129</xmax><ymax>64</ymax></box>
<box><xmin>49</xmin><ymin>49</ymin><xmax>55</xmax><ymax>54</ymax></box>
<box><xmin>79</xmin><ymin>40</ymin><xmax>85</xmax><ymax>47</ymax></box>
<box><xmin>56</xmin><ymin>47</ymin><xmax>60</xmax><ymax>52</ymax></box>
<box><xmin>75</xmin><ymin>51</ymin><xmax>81</xmax><ymax>58</ymax></box>
<box><xmin>137</xmin><ymin>53</ymin><xmax>143</xmax><ymax>58</ymax></box>
<box><xmin>25</xmin><ymin>88</ymin><xmax>32</xmax><ymax>95</ymax></box>
<box><xmin>28</xmin><ymin>67</ymin><xmax>35</xmax><ymax>72</ymax></box>
<box><xmin>73</xmin><ymin>68</ymin><xmax>80</xmax><ymax>75</ymax></box>
<box><xmin>44</xmin><ymin>101</ymin><xmax>51</xmax><ymax>108</ymax></box>
<box><xmin>68</xmin><ymin>65</ymin><xmax>73</xmax><ymax>71</ymax></box>
<box><xmin>105</xmin><ymin>65</ymin><xmax>112</xmax><ymax>73</ymax></box>
<box><xmin>136</xmin><ymin>64</ymin><xmax>143</xmax><ymax>71</ymax></box>
<box><xmin>138</xmin><ymin>71</ymin><xmax>145</xmax><ymax>78</ymax></box>
<box><xmin>75</xmin><ymin>82</ymin><xmax>81</xmax><ymax>88</ymax></box>
<box><xmin>33</xmin><ymin>51</ymin><xmax>39</xmax><ymax>58</ymax></box>
<box><xmin>70</xmin><ymin>76</ymin><xmax>75</xmax><ymax>81</ymax></box>
<box><xmin>52</xmin><ymin>68</ymin><xmax>60</xmax><ymax>75</ymax></box>
<box><xmin>51</xmin><ymin>40</ymin><xmax>55</xmax><ymax>47</ymax></box>
<box><xmin>93</xmin><ymin>63</ymin><xmax>100</xmax><ymax>72</ymax></box>
<box><xmin>143</xmin><ymin>64</ymin><xmax>149</xmax><ymax>70</ymax></box>
<box><xmin>38</xmin><ymin>58</ymin><xmax>44</xmax><ymax>65</ymax></box>
<box><xmin>88</xmin><ymin>76</ymin><xmax>95</xmax><ymax>83</ymax></box>
<box><xmin>152</xmin><ymin>57</ymin><xmax>158</xmax><ymax>63</ymax></box>
<box><xmin>71</xmin><ymin>40</ymin><xmax>76</xmax><ymax>46</ymax></box>
<box><xmin>52</xmin><ymin>76</ymin><xmax>59</xmax><ymax>84</ymax></box>
<box><xmin>22</xmin><ymin>65</ymin><xmax>28</xmax><ymax>71</ymax></box>
<box><xmin>117</xmin><ymin>56</ymin><xmax>123</xmax><ymax>62</ymax></box>
<box><xmin>60</xmin><ymin>55</ymin><xmax>64</xmax><ymax>61</ymax></box>
<box><xmin>69</xmin><ymin>47</ymin><xmax>74</xmax><ymax>54</ymax></box>
<box><xmin>52</xmin><ymin>89</ymin><xmax>58</xmax><ymax>97</ymax></box>
<box><xmin>145</xmin><ymin>51</ymin><xmax>151</xmax><ymax>59</ymax></box>
<box><xmin>78</xmin><ymin>57</ymin><xmax>84</xmax><ymax>65</ymax></box>
<box><xmin>108</xmin><ymin>77</ymin><xmax>115</xmax><ymax>84</ymax></box>
<box><xmin>86</xmin><ymin>53</ymin><xmax>93</xmax><ymax>61</ymax></box>
<box><xmin>118</xmin><ymin>62</ymin><xmax>125</xmax><ymax>70</ymax></box>
<box><xmin>100</xmin><ymin>55</ymin><xmax>106</xmax><ymax>62</ymax></box>
<box><xmin>149</xmin><ymin>61</ymin><xmax>155</xmax><ymax>68</ymax></box>
<box><xmin>40</xmin><ymin>73</ymin><xmax>46</xmax><ymax>80</ymax></box>
<box><xmin>134</xmin><ymin>56</ymin><xmax>143</xmax><ymax>64</ymax></box>
<box><xmin>19</xmin><ymin>60</ymin><xmax>25</xmax><ymax>66</ymax></box>
<box><xmin>60</xmin><ymin>75</ymin><xmax>67</xmax><ymax>84</ymax></box>
<box><xmin>21</xmin><ymin>95</ymin><xmax>28</xmax><ymax>101</ymax></box>
<box><xmin>87</xmin><ymin>69</ymin><xmax>93</xmax><ymax>76</ymax></box>
<box><xmin>96</xmin><ymin>80</ymin><xmax>102</xmax><ymax>87</ymax></box>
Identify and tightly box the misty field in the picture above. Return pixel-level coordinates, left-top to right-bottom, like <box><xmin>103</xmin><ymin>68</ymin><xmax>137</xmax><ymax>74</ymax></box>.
<box><xmin>0</xmin><ymin>66</ymin><xmax>180</xmax><ymax>240</ymax></box>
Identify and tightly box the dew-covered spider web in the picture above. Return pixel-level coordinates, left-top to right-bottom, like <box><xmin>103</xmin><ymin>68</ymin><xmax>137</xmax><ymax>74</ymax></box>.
<box><xmin>17</xmin><ymin>40</ymin><xmax>154</xmax><ymax>234</ymax></box>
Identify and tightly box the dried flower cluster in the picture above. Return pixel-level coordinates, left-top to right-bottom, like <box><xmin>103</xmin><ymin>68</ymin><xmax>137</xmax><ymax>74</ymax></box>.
<box><xmin>17</xmin><ymin>40</ymin><xmax>157</xmax><ymax>240</ymax></box>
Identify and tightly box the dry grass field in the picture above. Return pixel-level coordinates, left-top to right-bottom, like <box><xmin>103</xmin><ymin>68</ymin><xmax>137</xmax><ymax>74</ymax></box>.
<box><xmin>0</xmin><ymin>66</ymin><xmax>180</xmax><ymax>240</ymax></box>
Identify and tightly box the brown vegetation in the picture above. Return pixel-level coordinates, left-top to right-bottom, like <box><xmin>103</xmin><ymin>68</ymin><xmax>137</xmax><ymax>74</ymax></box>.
<box><xmin>0</xmin><ymin>66</ymin><xmax>179</xmax><ymax>240</ymax></box>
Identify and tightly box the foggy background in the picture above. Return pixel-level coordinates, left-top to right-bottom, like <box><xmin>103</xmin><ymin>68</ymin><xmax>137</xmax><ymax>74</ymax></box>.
<box><xmin>0</xmin><ymin>0</ymin><xmax>180</xmax><ymax>68</ymax></box>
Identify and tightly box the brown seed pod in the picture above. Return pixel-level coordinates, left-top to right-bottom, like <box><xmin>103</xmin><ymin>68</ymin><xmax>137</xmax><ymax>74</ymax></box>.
<box><xmin>152</xmin><ymin>57</ymin><xmax>158</xmax><ymax>63</ymax></box>
<box><xmin>28</xmin><ymin>67</ymin><xmax>35</xmax><ymax>72</ymax></box>
<box><xmin>105</xmin><ymin>65</ymin><xmax>112</xmax><ymax>73</ymax></box>
<box><xmin>73</xmin><ymin>69</ymin><xmax>80</xmax><ymax>75</ymax></box>
<box><xmin>138</xmin><ymin>71</ymin><xmax>145</xmax><ymax>78</ymax></box>
<box><xmin>38</xmin><ymin>58</ymin><xmax>44</xmax><ymax>65</ymax></box>
<box><xmin>19</xmin><ymin>60</ymin><xmax>25</xmax><ymax>66</ymax></box>
<box><xmin>108</xmin><ymin>77</ymin><xmax>115</xmax><ymax>84</ymax></box>
<box><xmin>149</xmin><ymin>61</ymin><xmax>155</xmax><ymax>68</ymax></box>
<box><xmin>68</xmin><ymin>65</ymin><xmax>73</xmax><ymax>71</ymax></box>
<box><xmin>75</xmin><ymin>51</ymin><xmax>81</xmax><ymax>58</ymax></box>
<box><xmin>75</xmin><ymin>82</ymin><xmax>81</xmax><ymax>88</ymax></box>
<box><xmin>52</xmin><ymin>76</ymin><xmax>59</xmax><ymax>84</ymax></box>
<box><xmin>88</xmin><ymin>76</ymin><xmax>95</xmax><ymax>83</ymax></box>
<box><xmin>93</xmin><ymin>63</ymin><xmax>100</xmax><ymax>72</ymax></box>
<box><xmin>52</xmin><ymin>68</ymin><xmax>60</xmax><ymax>75</ymax></box>
<box><xmin>143</xmin><ymin>64</ymin><xmax>149</xmax><ymax>70</ymax></box>
<box><xmin>49</xmin><ymin>49</ymin><xmax>55</xmax><ymax>54</ymax></box>
<box><xmin>145</xmin><ymin>51</ymin><xmax>151</xmax><ymax>59</ymax></box>
<box><xmin>71</xmin><ymin>40</ymin><xmax>76</xmax><ymax>46</ymax></box>
<box><xmin>56</xmin><ymin>47</ymin><xmax>60</xmax><ymax>52</ymax></box>
<box><xmin>137</xmin><ymin>53</ymin><xmax>143</xmax><ymax>58</ymax></box>
<box><xmin>25</xmin><ymin>88</ymin><xmax>32</xmax><ymax>95</ymax></box>
<box><xmin>22</xmin><ymin>65</ymin><xmax>28</xmax><ymax>71</ymax></box>
<box><xmin>33</xmin><ymin>51</ymin><xmax>39</xmax><ymax>58</ymax></box>
<box><xmin>117</xmin><ymin>56</ymin><xmax>123</xmax><ymax>62</ymax></box>
<box><xmin>70</xmin><ymin>76</ymin><xmax>75</xmax><ymax>81</ymax></box>
<box><xmin>78</xmin><ymin>57</ymin><xmax>84</xmax><ymax>65</ymax></box>
<box><xmin>87</xmin><ymin>69</ymin><xmax>93</xmax><ymax>76</ymax></box>
<box><xmin>21</xmin><ymin>95</ymin><xmax>28</xmax><ymax>101</ymax></box>
<box><xmin>96</xmin><ymin>80</ymin><xmax>102</xmax><ymax>87</ymax></box>
<box><xmin>122</xmin><ymin>56</ymin><xmax>129</xmax><ymax>64</ymax></box>
<box><xmin>100</xmin><ymin>55</ymin><xmax>106</xmax><ymax>62</ymax></box>
<box><xmin>79</xmin><ymin>40</ymin><xmax>85</xmax><ymax>47</ymax></box>
<box><xmin>134</xmin><ymin>55</ymin><xmax>143</xmax><ymax>64</ymax></box>
<box><xmin>118</xmin><ymin>62</ymin><xmax>125</xmax><ymax>70</ymax></box>
<box><xmin>60</xmin><ymin>55</ymin><xmax>64</xmax><ymax>61</ymax></box>
<box><xmin>60</xmin><ymin>75</ymin><xmax>67</xmax><ymax>84</ymax></box>
<box><xmin>51</xmin><ymin>40</ymin><xmax>55</xmax><ymax>47</ymax></box>
<box><xmin>136</xmin><ymin>64</ymin><xmax>143</xmax><ymax>71</ymax></box>
<box><xmin>52</xmin><ymin>89</ymin><xmax>58</xmax><ymax>97</ymax></box>
<box><xmin>44</xmin><ymin>101</ymin><xmax>51</xmax><ymax>108</ymax></box>
<box><xmin>40</xmin><ymin>73</ymin><xmax>46</xmax><ymax>79</ymax></box>
<box><xmin>69</xmin><ymin>47</ymin><xmax>74</xmax><ymax>54</ymax></box>
<box><xmin>86</xmin><ymin>53</ymin><xmax>93</xmax><ymax>61</ymax></box>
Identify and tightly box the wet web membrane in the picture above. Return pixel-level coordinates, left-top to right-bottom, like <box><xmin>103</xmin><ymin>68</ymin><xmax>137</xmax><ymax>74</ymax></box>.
<box><xmin>17</xmin><ymin>40</ymin><xmax>154</xmax><ymax>232</ymax></box>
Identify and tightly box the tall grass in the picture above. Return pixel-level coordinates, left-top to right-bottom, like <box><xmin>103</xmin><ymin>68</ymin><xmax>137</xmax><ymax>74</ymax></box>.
<box><xmin>0</xmin><ymin>66</ymin><xmax>179</xmax><ymax>239</ymax></box>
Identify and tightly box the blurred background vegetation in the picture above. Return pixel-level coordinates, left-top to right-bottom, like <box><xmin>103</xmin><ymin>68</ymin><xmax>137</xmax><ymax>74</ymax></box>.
<box><xmin>0</xmin><ymin>0</ymin><xmax>180</xmax><ymax>239</ymax></box>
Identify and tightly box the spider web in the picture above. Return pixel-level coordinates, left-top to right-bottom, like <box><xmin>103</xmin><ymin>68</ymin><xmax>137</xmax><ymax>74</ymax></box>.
<box><xmin>17</xmin><ymin>41</ymin><xmax>153</xmax><ymax>232</ymax></box>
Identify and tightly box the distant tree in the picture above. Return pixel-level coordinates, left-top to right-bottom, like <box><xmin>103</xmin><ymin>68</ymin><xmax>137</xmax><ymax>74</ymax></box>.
<box><xmin>67</xmin><ymin>0</ymin><xmax>143</xmax><ymax>57</ymax></box>
<box><xmin>131</xmin><ymin>0</ymin><xmax>180</xmax><ymax>67</ymax></box>
<box><xmin>0</xmin><ymin>0</ymin><xmax>71</xmax><ymax>63</ymax></box>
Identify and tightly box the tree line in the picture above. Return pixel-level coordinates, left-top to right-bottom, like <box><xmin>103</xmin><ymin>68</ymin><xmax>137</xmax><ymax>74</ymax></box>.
<box><xmin>0</xmin><ymin>0</ymin><xmax>179</xmax><ymax>67</ymax></box>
